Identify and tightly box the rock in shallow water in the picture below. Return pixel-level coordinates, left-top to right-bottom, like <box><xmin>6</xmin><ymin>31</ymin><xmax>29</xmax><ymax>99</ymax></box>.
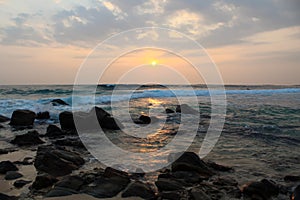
<box><xmin>11</xmin><ymin>130</ymin><xmax>45</xmax><ymax>146</ymax></box>
<box><xmin>0</xmin><ymin>115</ymin><xmax>10</xmax><ymax>122</ymax></box>
<box><xmin>243</xmin><ymin>179</ymin><xmax>279</xmax><ymax>200</ymax></box>
<box><xmin>0</xmin><ymin>193</ymin><xmax>18</xmax><ymax>200</ymax></box>
<box><xmin>51</xmin><ymin>99</ymin><xmax>69</xmax><ymax>106</ymax></box>
<box><xmin>9</xmin><ymin>109</ymin><xmax>36</xmax><ymax>126</ymax></box>
<box><xmin>34</xmin><ymin>145</ymin><xmax>85</xmax><ymax>177</ymax></box>
<box><xmin>45</xmin><ymin>124</ymin><xmax>64</xmax><ymax>138</ymax></box>
<box><xmin>0</xmin><ymin>161</ymin><xmax>18</xmax><ymax>174</ymax></box>
<box><xmin>13</xmin><ymin>180</ymin><xmax>31</xmax><ymax>188</ymax></box>
<box><xmin>292</xmin><ymin>185</ymin><xmax>300</xmax><ymax>200</ymax></box>
<box><xmin>36</xmin><ymin>111</ymin><xmax>50</xmax><ymax>119</ymax></box>
<box><xmin>59</xmin><ymin>111</ymin><xmax>76</xmax><ymax>131</ymax></box>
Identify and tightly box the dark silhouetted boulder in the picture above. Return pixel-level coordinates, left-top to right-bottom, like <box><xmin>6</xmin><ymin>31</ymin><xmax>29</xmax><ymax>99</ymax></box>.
<box><xmin>292</xmin><ymin>185</ymin><xmax>300</xmax><ymax>200</ymax></box>
<box><xmin>11</xmin><ymin>130</ymin><xmax>44</xmax><ymax>146</ymax></box>
<box><xmin>165</xmin><ymin>108</ymin><xmax>175</xmax><ymax>114</ymax></box>
<box><xmin>171</xmin><ymin>152</ymin><xmax>214</xmax><ymax>177</ymax></box>
<box><xmin>0</xmin><ymin>161</ymin><xmax>18</xmax><ymax>174</ymax></box>
<box><xmin>10</xmin><ymin>110</ymin><xmax>36</xmax><ymax>126</ymax></box>
<box><xmin>32</xmin><ymin>174</ymin><xmax>58</xmax><ymax>190</ymax></box>
<box><xmin>45</xmin><ymin>124</ymin><xmax>63</xmax><ymax>138</ymax></box>
<box><xmin>0</xmin><ymin>193</ymin><xmax>18</xmax><ymax>200</ymax></box>
<box><xmin>155</xmin><ymin>178</ymin><xmax>184</xmax><ymax>191</ymax></box>
<box><xmin>284</xmin><ymin>175</ymin><xmax>300</xmax><ymax>182</ymax></box>
<box><xmin>122</xmin><ymin>181</ymin><xmax>156</xmax><ymax>199</ymax></box>
<box><xmin>36</xmin><ymin>111</ymin><xmax>50</xmax><ymax>119</ymax></box>
<box><xmin>0</xmin><ymin>115</ymin><xmax>10</xmax><ymax>122</ymax></box>
<box><xmin>34</xmin><ymin>146</ymin><xmax>85</xmax><ymax>177</ymax></box>
<box><xmin>51</xmin><ymin>99</ymin><xmax>69</xmax><ymax>106</ymax></box>
<box><xmin>59</xmin><ymin>111</ymin><xmax>75</xmax><ymax>130</ymax></box>
<box><xmin>243</xmin><ymin>179</ymin><xmax>279</xmax><ymax>200</ymax></box>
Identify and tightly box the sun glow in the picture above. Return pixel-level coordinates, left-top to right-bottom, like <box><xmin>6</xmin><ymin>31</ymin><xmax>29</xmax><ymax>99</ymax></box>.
<box><xmin>151</xmin><ymin>60</ymin><xmax>157</xmax><ymax>66</ymax></box>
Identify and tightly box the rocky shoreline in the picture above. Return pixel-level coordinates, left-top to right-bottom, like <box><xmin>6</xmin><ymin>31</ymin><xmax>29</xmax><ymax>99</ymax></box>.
<box><xmin>0</xmin><ymin>106</ymin><xmax>299</xmax><ymax>200</ymax></box>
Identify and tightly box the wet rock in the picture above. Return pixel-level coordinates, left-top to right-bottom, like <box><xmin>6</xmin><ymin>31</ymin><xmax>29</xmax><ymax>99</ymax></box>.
<box><xmin>9</xmin><ymin>109</ymin><xmax>36</xmax><ymax>126</ymax></box>
<box><xmin>171</xmin><ymin>152</ymin><xmax>214</xmax><ymax>177</ymax></box>
<box><xmin>32</xmin><ymin>174</ymin><xmax>58</xmax><ymax>190</ymax></box>
<box><xmin>166</xmin><ymin>108</ymin><xmax>175</xmax><ymax>114</ymax></box>
<box><xmin>206</xmin><ymin>161</ymin><xmax>234</xmax><ymax>172</ymax></box>
<box><xmin>122</xmin><ymin>181</ymin><xmax>156</xmax><ymax>199</ymax></box>
<box><xmin>192</xmin><ymin>183</ymin><xmax>226</xmax><ymax>200</ymax></box>
<box><xmin>292</xmin><ymin>185</ymin><xmax>300</xmax><ymax>200</ymax></box>
<box><xmin>54</xmin><ymin>137</ymin><xmax>85</xmax><ymax>148</ymax></box>
<box><xmin>0</xmin><ymin>161</ymin><xmax>18</xmax><ymax>174</ymax></box>
<box><xmin>45</xmin><ymin>187</ymin><xmax>79</xmax><ymax>197</ymax></box>
<box><xmin>190</xmin><ymin>188</ymin><xmax>211</xmax><ymax>200</ymax></box>
<box><xmin>11</xmin><ymin>130</ymin><xmax>45</xmax><ymax>146</ymax></box>
<box><xmin>212</xmin><ymin>176</ymin><xmax>238</xmax><ymax>187</ymax></box>
<box><xmin>82</xmin><ymin>167</ymin><xmax>130</xmax><ymax>198</ymax></box>
<box><xmin>5</xmin><ymin>171</ymin><xmax>23</xmax><ymax>180</ymax></box>
<box><xmin>0</xmin><ymin>149</ymin><xmax>9</xmax><ymax>155</ymax></box>
<box><xmin>0</xmin><ymin>193</ymin><xmax>18</xmax><ymax>200</ymax></box>
<box><xmin>243</xmin><ymin>179</ymin><xmax>279</xmax><ymax>200</ymax></box>
<box><xmin>51</xmin><ymin>99</ymin><xmax>69</xmax><ymax>106</ymax></box>
<box><xmin>172</xmin><ymin>170</ymin><xmax>208</xmax><ymax>183</ymax></box>
<box><xmin>59</xmin><ymin>111</ymin><xmax>75</xmax><ymax>131</ymax></box>
<box><xmin>0</xmin><ymin>124</ymin><xmax>3</xmax><ymax>129</ymax></box>
<box><xmin>134</xmin><ymin>115</ymin><xmax>159</xmax><ymax>125</ymax></box>
<box><xmin>36</xmin><ymin>111</ymin><xmax>50</xmax><ymax>119</ymax></box>
<box><xmin>176</xmin><ymin>104</ymin><xmax>199</xmax><ymax>115</ymax></box>
<box><xmin>14</xmin><ymin>157</ymin><xmax>34</xmax><ymax>165</ymax></box>
<box><xmin>45</xmin><ymin>124</ymin><xmax>64</xmax><ymax>138</ymax></box>
<box><xmin>100</xmin><ymin>116</ymin><xmax>123</xmax><ymax>130</ymax></box>
<box><xmin>0</xmin><ymin>115</ymin><xmax>10</xmax><ymax>122</ymax></box>
<box><xmin>55</xmin><ymin>175</ymin><xmax>84</xmax><ymax>191</ymax></box>
<box><xmin>160</xmin><ymin>191</ymin><xmax>183</xmax><ymax>200</ymax></box>
<box><xmin>284</xmin><ymin>175</ymin><xmax>300</xmax><ymax>182</ymax></box>
<box><xmin>14</xmin><ymin>180</ymin><xmax>31</xmax><ymax>188</ymax></box>
<box><xmin>34</xmin><ymin>145</ymin><xmax>85</xmax><ymax>177</ymax></box>
<box><xmin>155</xmin><ymin>178</ymin><xmax>184</xmax><ymax>191</ymax></box>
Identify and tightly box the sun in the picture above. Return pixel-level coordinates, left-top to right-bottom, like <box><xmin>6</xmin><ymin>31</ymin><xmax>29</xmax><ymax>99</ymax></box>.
<box><xmin>151</xmin><ymin>60</ymin><xmax>157</xmax><ymax>66</ymax></box>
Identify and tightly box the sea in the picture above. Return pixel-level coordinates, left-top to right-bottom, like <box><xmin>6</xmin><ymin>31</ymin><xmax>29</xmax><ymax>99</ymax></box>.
<box><xmin>0</xmin><ymin>84</ymin><xmax>300</xmax><ymax>186</ymax></box>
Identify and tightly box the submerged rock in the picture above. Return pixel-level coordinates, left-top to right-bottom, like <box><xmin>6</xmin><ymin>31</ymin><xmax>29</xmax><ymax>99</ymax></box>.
<box><xmin>243</xmin><ymin>179</ymin><xmax>279</xmax><ymax>200</ymax></box>
<box><xmin>0</xmin><ymin>193</ymin><xmax>18</xmax><ymax>200</ymax></box>
<box><xmin>284</xmin><ymin>175</ymin><xmax>300</xmax><ymax>182</ymax></box>
<box><xmin>34</xmin><ymin>145</ymin><xmax>85</xmax><ymax>177</ymax></box>
<box><xmin>292</xmin><ymin>185</ymin><xmax>300</xmax><ymax>200</ymax></box>
<box><xmin>32</xmin><ymin>174</ymin><xmax>58</xmax><ymax>190</ymax></box>
<box><xmin>0</xmin><ymin>161</ymin><xmax>18</xmax><ymax>174</ymax></box>
<box><xmin>176</xmin><ymin>104</ymin><xmax>199</xmax><ymax>115</ymax></box>
<box><xmin>165</xmin><ymin>108</ymin><xmax>175</xmax><ymax>114</ymax></box>
<box><xmin>9</xmin><ymin>109</ymin><xmax>36</xmax><ymax>126</ymax></box>
<box><xmin>36</xmin><ymin>111</ymin><xmax>50</xmax><ymax>119</ymax></box>
<box><xmin>11</xmin><ymin>130</ymin><xmax>45</xmax><ymax>146</ymax></box>
<box><xmin>0</xmin><ymin>115</ymin><xmax>10</xmax><ymax>122</ymax></box>
<box><xmin>51</xmin><ymin>99</ymin><xmax>69</xmax><ymax>106</ymax></box>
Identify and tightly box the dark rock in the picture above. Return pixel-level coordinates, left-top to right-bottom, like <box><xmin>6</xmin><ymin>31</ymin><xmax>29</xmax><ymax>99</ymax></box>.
<box><xmin>103</xmin><ymin>167</ymin><xmax>129</xmax><ymax>179</ymax></box>
<box><xmin>176</xmin><ymin>104</ymin><xmax>199</xmax><ymax>115</ymax></box>
<box><xmin>54</xmin><ymin>137</ymin><xmax>84</xmax><ymax>148</ymax></box>
<box><xmin>0</xmin><ymin>124</ymin><xmax>3</xmax><ymax>129</ymax></box>
<box><xmin>45</xmin><ymin>187</ymin><xmax>78</xmax><ymax>197</ymax></box>
<box><xmin>122</xmin><ymin>181</ymin><xmax>156</xmax><ymax>199</ymax></box>
<box><xmin>193</xmin><ymin>183</ymin><xmax>226</xmax><ymax>200</ymax></box>
<box><xmin>14</xmin><ymin>157</ymin><xmax>34</xmax><ymax>165</ymax></box>
<box><xmin>45</xmin><ymin>124</ymin><xmax>63</xmax><ymax>138</ymax></box>
<box><xmin>11</xmin><ymin>130</ymin><xmax>45</xmax><ymax>146</ymax></box>
<box><xmin>9</xmin><ymin>109</ymin><xmax>36</xmax><ymax>126</ymax></box>
<box><xmin>34</xmin><ymin>145</ymin><xmax>85</xmax><ymax>177</ymax></box>
<box><xmin>190</xmin><ymin>188</ymin><xmax>211</xmax><ymax>200</ymax></box>
<box><xmin>292</xmin><ymin>185</ymin><xmax>300</xmax><ymax>200</ymax></box>
<box><xmin>284</xmin><ymin>175</ymin><xmax>300</xmax><ymax>182</ymax></box>
<box><xmin>212</xmin><ymin>177</ymin><xmax>238</xmax><ymax>187</ymax></box>
<box><xmin>166</xmin><ymin>108</ymin><xmax>175</xmax><ymax>114</ymax></box>
<box><xmin>0</xmin><ymin>149</ymin><xmax>9</xmax><ymax>154</ymax></box>
<box><xmin>82</xmin><ymin>172</ymin><xmax>130</xmax><ymax>198</ymax></box>
<box><xmin>172</xmin><ymin>170</ymin><xmax>208</xmax><ymax>183</ymax></box>
<box><xmin>160</xmin><ymin>191</ymin><xmax>183</xmax><ymax>200</ymax></box>
<box><xmin>206</xmin><ymin>161</ymin><xmax>233</xmax><ymax>172</ymax></box>
<box><xmin>0</xmin><ymin>115</ymin><xmax>10</xmax><ymax>122</ymax></box>
<box><xmin>5</xmin><ymin>171</ymin><xmax>23</xmax><ymax>180</ymax></box>
<box><xmin>0</xmin><ymin>161</ymin><xmax>18</xmax><ymax>174</ymax></box>
<box><xmin>243</xmin><ymin>179</ymin><xmax>279</xmax><ymax>200</ymax></box>
<box><xmin>171</xmin><ymin>152</ymin><xmax>214</xmax><ymax>177</ymax></box>
<box><xmin>13</xmin><ymin>180</ymin><xmax>31</xmax><ymax>188</ymax></box>
<box><xmin>155</xmin><ymin>178</ymin><xmax>184</xmax><ymax>191</ymax></box>
<box><xmin>59</xmin><ymin>111</ymin><xmax>75</xmax><ymax>131</ymax></box>
<box><xmin>51</xmin><ymin>99</ymin><xmax>69</xmax><ymax>106</ymax></box>
<box><xmin>55</xmin><ymin>175</ymin><xmax>84</xmax><ymax>191</ymax></box>
<box><xmin>32</xmin><ymin>174</ymin><xmax>58</xmax><ymax>190</ymax></box>
<box><xmin>100</xmin><ymin>116</ymin><xmax>123</xmax><ymax>130</ymax></box>
<box><xmin>0</xmin><ymin>193</ymin><xmax>18</xmax><ymax>200</ymax></box>
<box><xmin>36</xmin><ymin>111</ymin><xmax>50</xmax><ymax>119</ymax></box>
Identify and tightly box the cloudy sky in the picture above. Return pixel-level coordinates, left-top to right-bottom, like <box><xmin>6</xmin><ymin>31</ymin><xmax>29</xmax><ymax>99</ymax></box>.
<box><xmin>0</xmin><ymin>0</ymin><xmax>299</xmax><ymax>85</ymax></box>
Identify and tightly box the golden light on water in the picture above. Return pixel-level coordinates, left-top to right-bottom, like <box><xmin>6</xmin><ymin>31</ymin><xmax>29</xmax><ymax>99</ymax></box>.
<box><xmin>151</xmin><ymin>60</ymin><xmax>157</xmax><ymax>66</ymax></box>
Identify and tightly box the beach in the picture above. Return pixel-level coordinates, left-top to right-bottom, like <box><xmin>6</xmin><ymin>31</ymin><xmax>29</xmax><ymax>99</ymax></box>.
<box><xmin>0</xmin><ymin>85</ymin><xmax>300</xmax><ymax>199</ymax></box>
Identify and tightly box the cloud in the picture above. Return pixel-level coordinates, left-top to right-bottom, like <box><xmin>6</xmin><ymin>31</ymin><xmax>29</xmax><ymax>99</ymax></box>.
<box><xmin>135</xmin><ymin>0</ymin><xmax>168</xmax><ymax>15</ymax></box>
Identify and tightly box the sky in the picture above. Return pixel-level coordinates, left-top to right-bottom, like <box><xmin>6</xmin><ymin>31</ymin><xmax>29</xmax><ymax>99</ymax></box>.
<box><xmin>0</xmin><ymin>0</ymin><xmax>299</xmax><ymax>85</ymax></box>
